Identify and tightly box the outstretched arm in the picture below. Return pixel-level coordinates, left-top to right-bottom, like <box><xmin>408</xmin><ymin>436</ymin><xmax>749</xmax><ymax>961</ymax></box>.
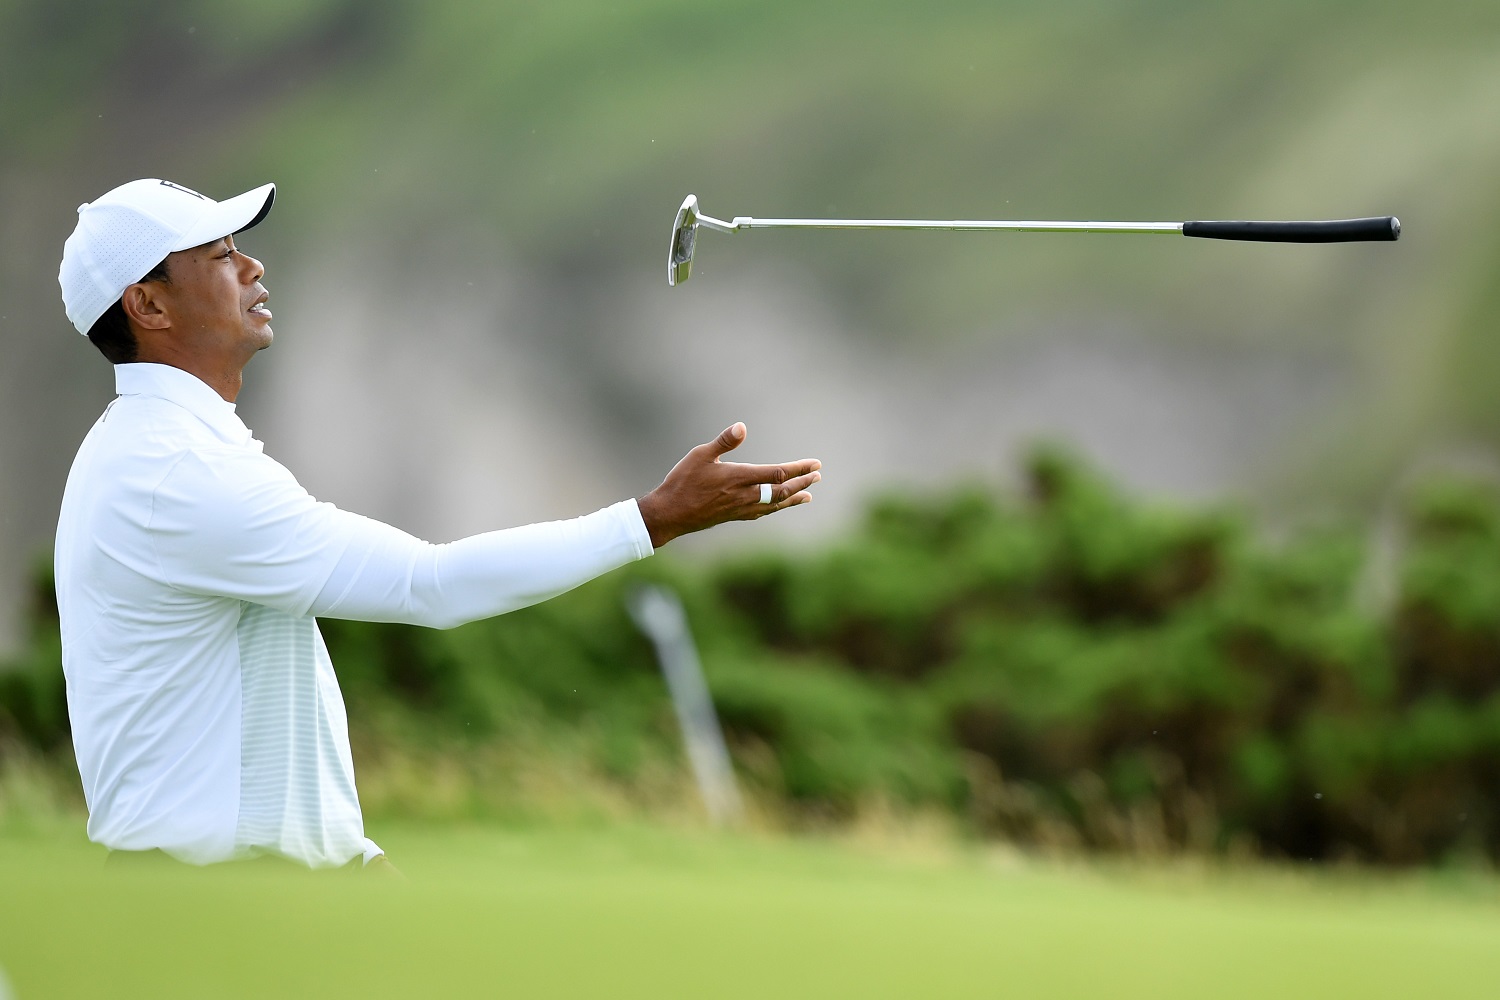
<box><xmin>313</xmin><ymin>422</ymin><xmax>821</xmax><ymax>625</ymax></box>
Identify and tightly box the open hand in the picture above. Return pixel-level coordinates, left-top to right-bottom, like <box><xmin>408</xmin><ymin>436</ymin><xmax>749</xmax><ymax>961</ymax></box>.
<box><xmin>636</xmin><ymin>423</ymin><xmax>822</xmax><ymax>548</ymax></box>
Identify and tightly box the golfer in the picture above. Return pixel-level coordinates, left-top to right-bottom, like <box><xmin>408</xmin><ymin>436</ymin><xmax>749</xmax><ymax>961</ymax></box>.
<box><xmin>55</xmin><ymin>178</ymin><xmax>821</xmax><ymax>870</ymax></box>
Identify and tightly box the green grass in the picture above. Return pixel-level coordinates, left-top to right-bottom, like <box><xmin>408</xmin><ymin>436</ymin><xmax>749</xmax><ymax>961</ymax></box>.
<box><xmin>3</xmin><ymin>820</ymin><xmax>1499</xmax><ymax>998</ymax></box>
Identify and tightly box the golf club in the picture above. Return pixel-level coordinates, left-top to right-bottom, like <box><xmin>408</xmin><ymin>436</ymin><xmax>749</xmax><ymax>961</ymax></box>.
<box><xmin>666</xmin><ymin>194</ymin><xmax>1400</xmax><ymax>286</ymax></box>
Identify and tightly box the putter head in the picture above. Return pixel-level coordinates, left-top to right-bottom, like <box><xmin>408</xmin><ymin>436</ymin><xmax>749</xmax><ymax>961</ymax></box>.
<box><xmin>668</xmin><ymin>194</ymin><xmax>699</xmax><ymax>286</ymax></box>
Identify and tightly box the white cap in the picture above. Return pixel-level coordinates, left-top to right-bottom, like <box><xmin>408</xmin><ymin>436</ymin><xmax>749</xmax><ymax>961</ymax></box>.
<box><xmin>59</xmin><ymin>178</ymin><xmax>276</xmax><ymax>335</ymax></box>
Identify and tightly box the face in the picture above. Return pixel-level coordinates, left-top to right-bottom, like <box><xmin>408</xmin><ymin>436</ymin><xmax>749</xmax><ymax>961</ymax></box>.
<box><xmin>155</xmin><ymin>235</ymin><xmax>272</xmax><ymax>361</ymax></box>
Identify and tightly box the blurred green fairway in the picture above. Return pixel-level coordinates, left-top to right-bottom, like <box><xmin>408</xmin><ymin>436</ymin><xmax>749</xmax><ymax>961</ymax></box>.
<box><xmin>3</xmin><ymin>822</ymin><xmax>1499</xmax><ymax>999</ymax></box>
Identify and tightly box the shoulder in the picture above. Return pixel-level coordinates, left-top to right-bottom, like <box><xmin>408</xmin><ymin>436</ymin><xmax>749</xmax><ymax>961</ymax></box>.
<box><xmin>90</xmin><ymin>393</ymin><xmax>224</xmax><ymax>465</ymax></box>
<box><xmin>88</xmin><ymin>393</ymin><xmax>295</xmax><ymax>491</ymax></box>
<box><xmin>153</xmin><ymin>443</ymin><xmax>307</xmax><ymax>522</ymax></box>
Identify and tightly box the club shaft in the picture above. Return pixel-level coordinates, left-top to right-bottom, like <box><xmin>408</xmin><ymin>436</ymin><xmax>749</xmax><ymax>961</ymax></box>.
<box><xmin>716</xmin><ymin>216</ymin><xmax>1181</xmax><ymax>234</ymax></box>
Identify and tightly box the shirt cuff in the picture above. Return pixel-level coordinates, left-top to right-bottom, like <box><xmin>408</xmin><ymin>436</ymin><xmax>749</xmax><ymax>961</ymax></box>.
<box><xmin>621</xmin><ymin>498</ymin><xmax>656</xmax><ymax>558</ymax></box>
<box><xmin>361</xmin><ymin>837</ymin><xmax>385</xmax><ymax>865</ymax></box>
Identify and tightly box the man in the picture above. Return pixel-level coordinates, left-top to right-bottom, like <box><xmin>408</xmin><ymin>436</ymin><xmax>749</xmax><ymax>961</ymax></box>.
<box><xmin>55</xmin><ymin>178</ymin><xmax>821</xmax><ymax>870</ymax></box>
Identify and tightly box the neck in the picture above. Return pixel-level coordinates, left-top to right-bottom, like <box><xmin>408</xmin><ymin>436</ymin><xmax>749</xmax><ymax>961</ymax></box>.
<box><xmin>195</xmin><ymin>367</ymin><xmax>244</xmax><ymax>404</ymax></box>
<box><xmin>132</xmin><ymin>350</ymin><xmax>247</xmax><ymax>403</ymax></box>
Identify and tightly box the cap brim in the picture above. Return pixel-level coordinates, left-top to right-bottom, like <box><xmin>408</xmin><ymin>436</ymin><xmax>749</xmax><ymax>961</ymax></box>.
<box><xmin>170</xmin><ymin>182</ymin><xmax>276</xmax><ymax>251</ymax></box>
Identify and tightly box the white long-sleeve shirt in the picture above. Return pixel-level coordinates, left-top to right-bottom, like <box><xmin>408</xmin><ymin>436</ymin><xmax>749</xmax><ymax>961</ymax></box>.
<box><xmin>54</xmin><ymin>363</ymin><xmax>654</xmax><ymax>867</ymax></box>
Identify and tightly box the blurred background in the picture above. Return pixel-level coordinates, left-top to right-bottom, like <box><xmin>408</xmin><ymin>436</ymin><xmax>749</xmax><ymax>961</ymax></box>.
<box><xmin>5</xmin><ymin>0</ymin><xmax>1500</xmax><ymax>871</ymax></box>
<box><xmin>6</xmin><ymin>0</ymin><xmax>1500</xmax><ymax>649</ymax></box>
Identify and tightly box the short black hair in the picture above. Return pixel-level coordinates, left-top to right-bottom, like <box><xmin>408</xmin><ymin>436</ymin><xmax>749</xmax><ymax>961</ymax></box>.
<box><xmin>86</xmin><ymin>256</ymin><xmax>172</xmax><ymax>365</ymax></box>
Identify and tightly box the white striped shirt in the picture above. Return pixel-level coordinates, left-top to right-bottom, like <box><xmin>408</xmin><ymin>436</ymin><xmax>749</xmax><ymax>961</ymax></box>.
<box><xmin>55</xmin><ymin>363</ymin><xmax>653</xmax><ymax>867</ymax></box>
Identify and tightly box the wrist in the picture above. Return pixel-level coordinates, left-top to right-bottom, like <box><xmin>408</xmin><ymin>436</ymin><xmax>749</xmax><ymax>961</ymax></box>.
<box><xmin>636</xmin><ymin>491</ymin><xmax>674</xmax><ymax>549</ymax></box>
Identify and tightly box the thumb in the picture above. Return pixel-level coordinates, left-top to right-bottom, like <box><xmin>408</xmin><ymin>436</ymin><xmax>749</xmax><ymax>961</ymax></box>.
<box><xmin>705</xmin><ymin>422</ymin><xmax>747</xmax><ymax>460</ymax></box>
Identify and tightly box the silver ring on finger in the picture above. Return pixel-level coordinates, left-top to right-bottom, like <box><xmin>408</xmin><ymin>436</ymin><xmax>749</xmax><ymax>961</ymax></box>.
<box><xmin>758</xmin><ymin>484</ymin><xmax>774</xmax><ymax>504</ymax></box>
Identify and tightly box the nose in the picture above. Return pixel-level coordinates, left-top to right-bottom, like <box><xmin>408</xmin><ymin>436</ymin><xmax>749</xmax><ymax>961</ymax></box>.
<box><xmin>238</xmin><ymin>250</ymin><xmax>264</xmax><ymax>284</ymax></box>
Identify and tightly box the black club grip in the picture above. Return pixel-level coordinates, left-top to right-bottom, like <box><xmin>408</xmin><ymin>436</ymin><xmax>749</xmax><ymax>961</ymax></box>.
<box><xmin>1182</xmin><ymin>216</ymin><xmax>1400</xmax><ymax>243</ymax></box>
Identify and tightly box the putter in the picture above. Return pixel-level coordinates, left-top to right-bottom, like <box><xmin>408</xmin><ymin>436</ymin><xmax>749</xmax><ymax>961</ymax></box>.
<box><xmin>666</xmin><ymin>194</ymin><xmax>1400</xmax><ymax>286</ymax></box>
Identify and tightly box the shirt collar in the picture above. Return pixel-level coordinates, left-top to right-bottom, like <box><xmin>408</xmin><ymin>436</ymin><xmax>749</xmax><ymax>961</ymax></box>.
<box><xmin>114</xmin><ymin>363</ymin><xmax>254</xmax><ymax>446</ymax></box>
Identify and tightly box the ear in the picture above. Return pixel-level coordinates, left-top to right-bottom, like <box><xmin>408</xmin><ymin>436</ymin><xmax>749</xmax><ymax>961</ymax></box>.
<box><xmin>121</xmin><ymin>280</ymin><xmax>170</xmax><ymax>331</ymax></box>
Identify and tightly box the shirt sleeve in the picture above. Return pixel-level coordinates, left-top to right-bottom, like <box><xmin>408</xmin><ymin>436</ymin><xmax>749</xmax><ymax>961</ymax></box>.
<box><xmin>147</xmin><ymin>445</ymin><xmax>654</xmax><ymax>628</ymax></box>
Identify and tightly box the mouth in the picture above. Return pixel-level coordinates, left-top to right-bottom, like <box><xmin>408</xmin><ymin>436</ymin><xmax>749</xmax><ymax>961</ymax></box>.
<box><xmin>248</xmin><ymin>291</ymin><xmax>272</xmax><ymax>320</ymax></box>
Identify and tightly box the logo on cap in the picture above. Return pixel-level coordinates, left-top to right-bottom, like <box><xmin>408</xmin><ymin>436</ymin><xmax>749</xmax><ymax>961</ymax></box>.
<box><xmin>158</xmin><ymin>179</ymin><xmax>207</xmax><ymax>200</ymax></box>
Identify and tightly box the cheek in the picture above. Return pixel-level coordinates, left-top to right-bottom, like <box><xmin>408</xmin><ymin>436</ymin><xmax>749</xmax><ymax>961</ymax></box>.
<box><xmin>168</xmin><ymin>264</ymin><xmax>242</xmax><ymax>331</ymax></box>
<box><xmin>205</xmin><ymin>276</ymin><xmax>243</xmax><ymax>322</ymax></box>
<box><xmin>180</xmin><ymin>288</ymin><xmax>236</xmax><ymax>332</ymax></box>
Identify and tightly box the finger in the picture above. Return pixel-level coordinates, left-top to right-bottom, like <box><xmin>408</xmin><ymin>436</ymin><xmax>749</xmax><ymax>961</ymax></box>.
<box><xmin>739</xmin><ymin>472</ymin><xmax>819</xmax><ymax>509</ymax></box>
<box><xmin>724</xmin><ymin>458</ymin><xmax>823</xmax><ymax>484</ymax></box>
<box><xmin>739</xmin><ymin>488</ymin><xmax>813</xmax><ymax>520</ymax></box>
<box><xmin>763</xmin><ymin>490</ymin><xmax>814</xmax><ymax>515</ymax></box>
<box><xmin>694</xmin><ymin>422</ymin><xmax>747</xmax><ymax>462</ymax></box>
<box><xmin>769</xmin><ymin>470</ymin><xmax>821</xmax><ymax>502</ymax></box>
